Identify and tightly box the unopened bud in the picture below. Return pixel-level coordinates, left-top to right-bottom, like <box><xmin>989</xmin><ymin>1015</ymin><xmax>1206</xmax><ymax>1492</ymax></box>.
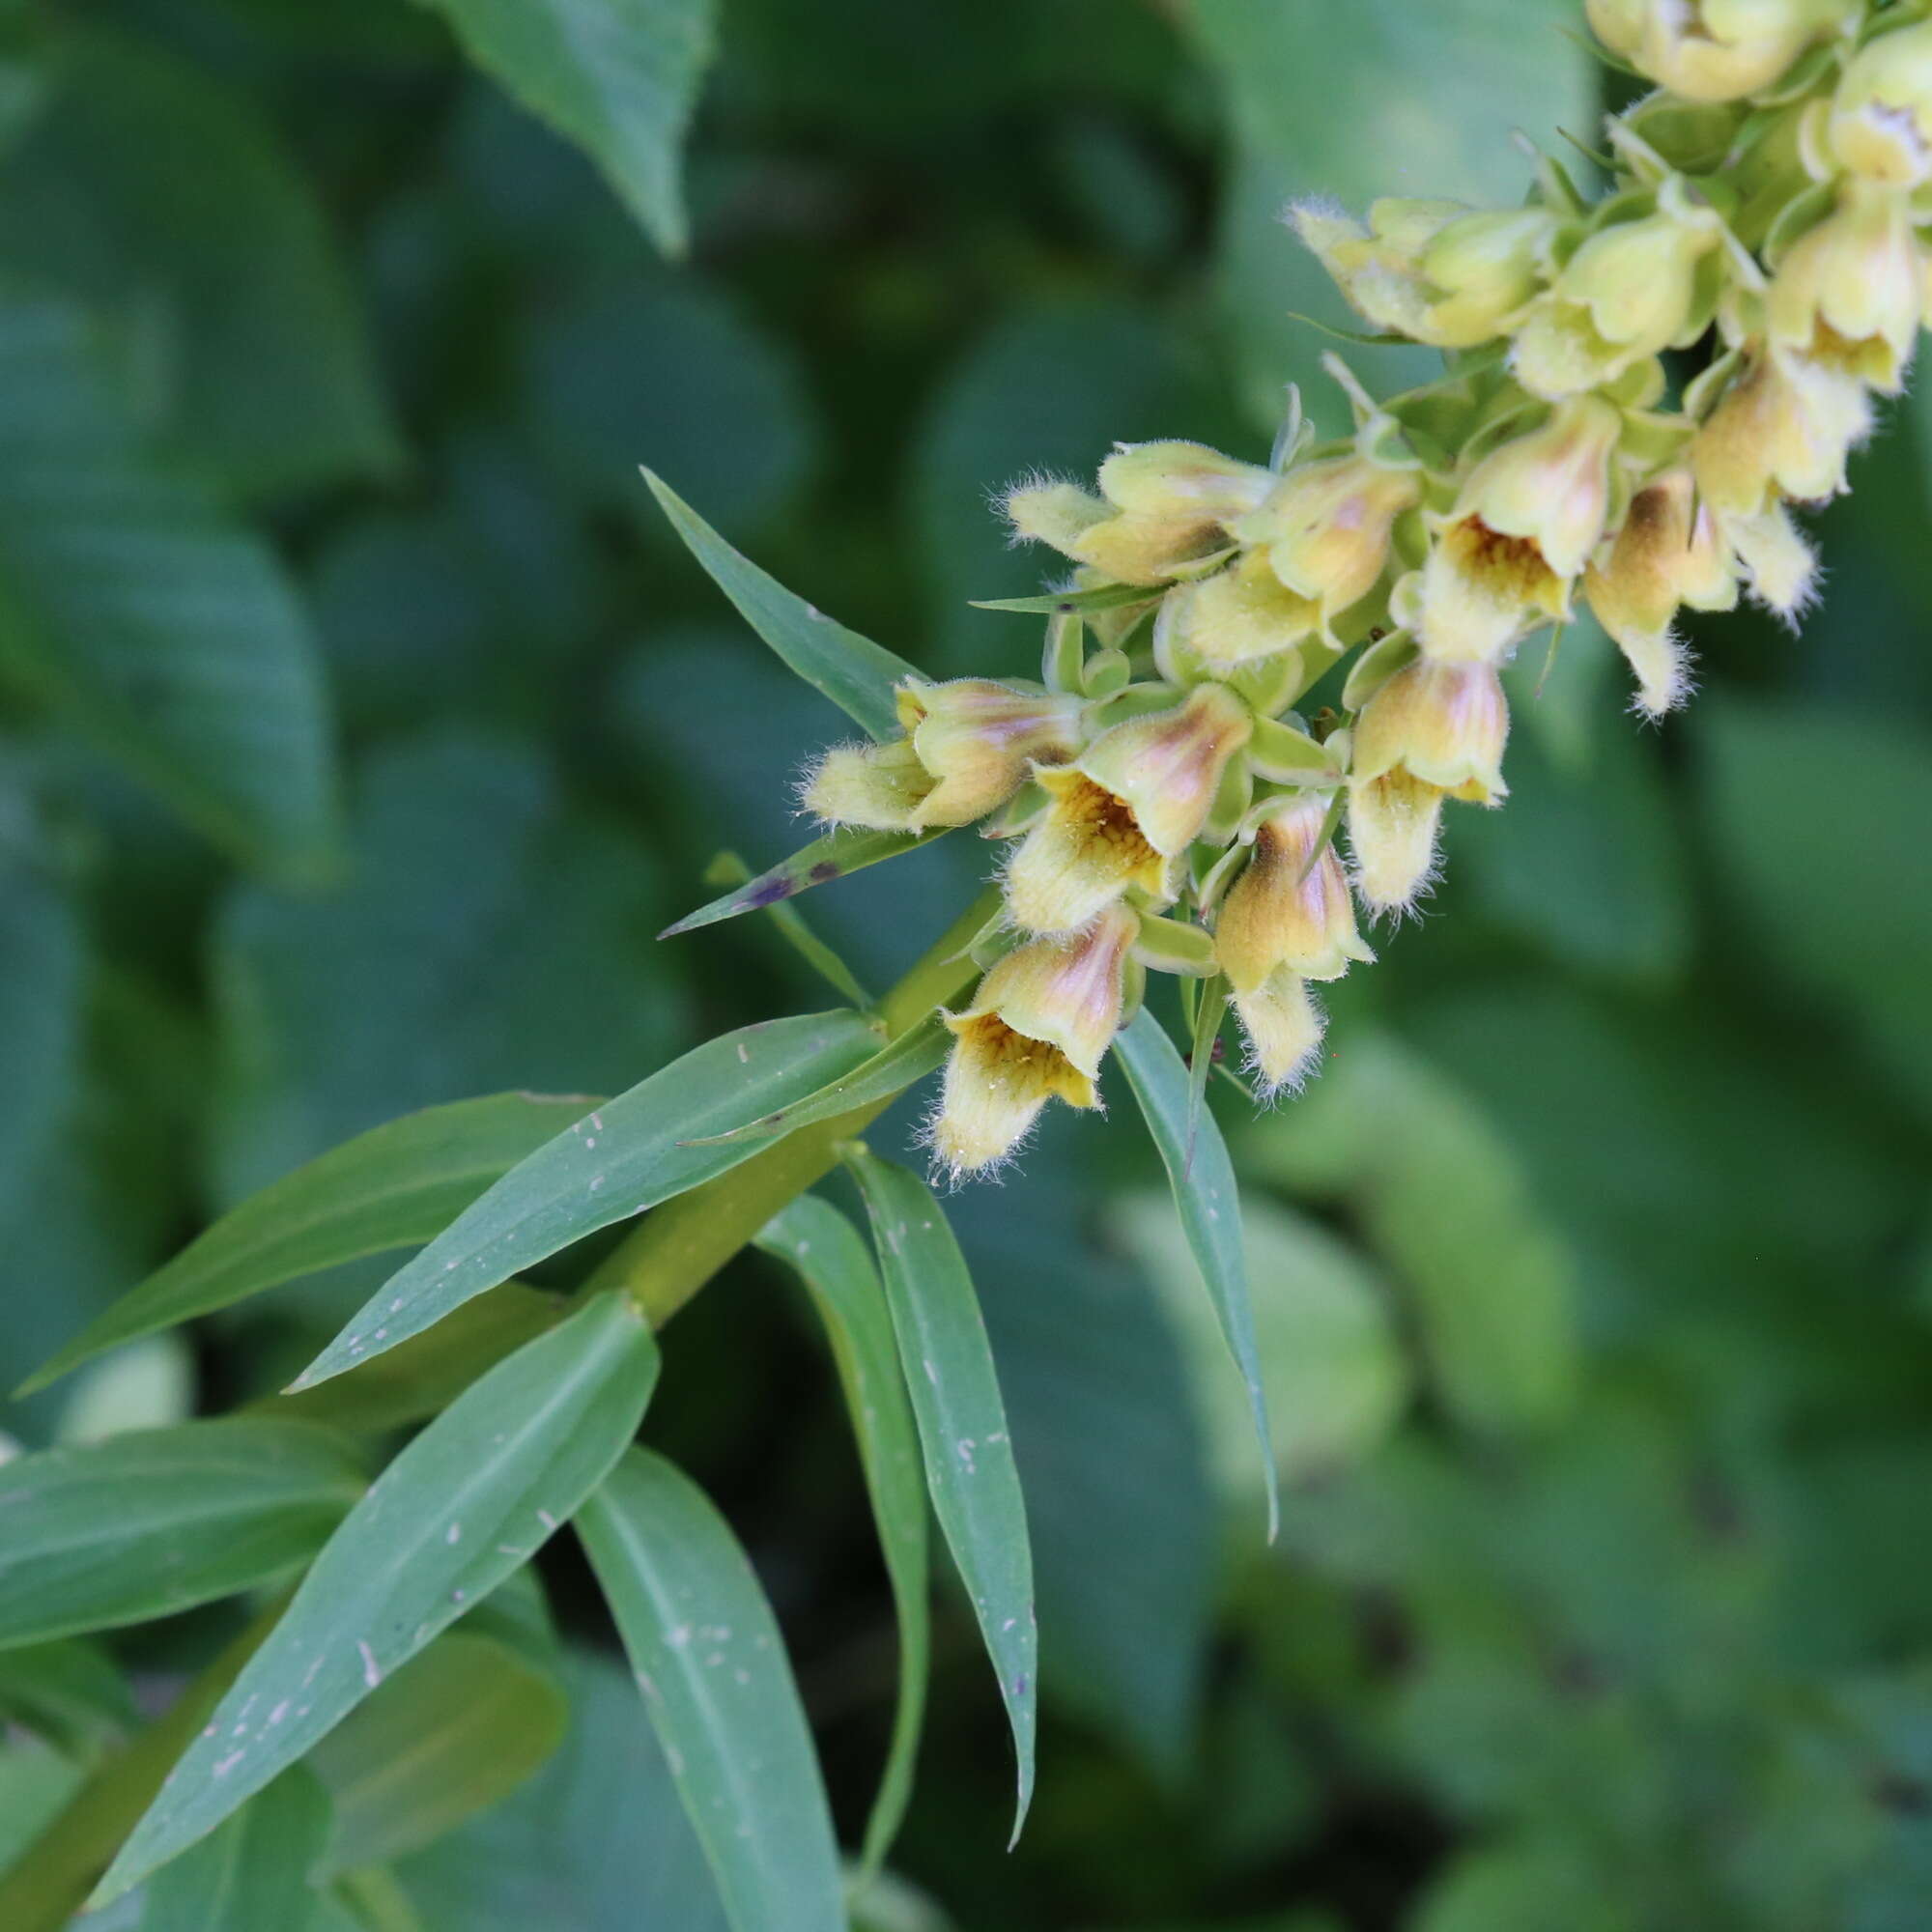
<box><xmin>932</xmin><ymin>905</ymin><xmax>1136</xmax><ymax>1176</ymax></box>
<box><xmin>1004</xmin><ymin>445</ymin><xmax>1272</xmax><ymax>586</ymax></box>
<box><xmin>1169</xmin><ymin>551</ymin><xmax>1321</xmax><ymax>672</ymax></box>
<box><xmin>1417</xmin><ymin>397</ymin><xmax>1623</xmax><ymax>662</ymax></box>
<box><xmin>803</xmin><ymin>739</ymin><xmax>937</xmax><ymax>832</ymax></box>
<box><xmin>1586</xmin><ymin>0</ymin><xmax>1849</xmax><ymax>104</ymax></box>
<box><xmin>1767</xmin><ymin>179</ymin><xmax>1924</xmax><ymax>393</ymax></box>
<box><xmin>1512</xmin><ymin>206</ymin><xmax>1719</xmax><ymax>400</ymax></box>
<box><xmin>1353</xmin><ymin>657</ymin><xmax>1510</xmax><ymax>804</ymax></box>
<box><xmin>1830</xmin><ymin>20</ymin><xmax>1932</xmax><ymax>187</ymax></box>
<box><xmin>1232</xmin><ymin>970</ymin><xmax>1326</xmax><ymax>1100</ymax></box>
<box><xmin>1583</xmin><ymin>471</ymin><xmax>1738</xmax><ymax>715</ymax></box>
<box><xmin>1690</xmin><ymin>349</ymin><xmax>1871</xmax><ymax>514</ymax></box>
<box><xmin>1293</xmin><ymin>199</ymin><xmax>1555</xmax><ymax>350</ymax></box>
<box><xmin>1214</xmin><ymin>793</ymin><xmax>1373</xmax><ymax>992</ymax></box>
<box><xmin>1004</xmin><ymin>684</ymin><xmax>1253</xmax><ymax>933</ymax></box>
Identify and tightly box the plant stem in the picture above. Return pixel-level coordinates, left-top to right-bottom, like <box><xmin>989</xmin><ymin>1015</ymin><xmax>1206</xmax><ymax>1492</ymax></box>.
<box><xmin>0</xmin><ymin>1599</ymin><xmax>284</xmax><ymax>1932</ymax></box>
<box><xmin>585</xmin><ymin>886</ymin><xmax>999</xmax><ymax>1326</ymax></box>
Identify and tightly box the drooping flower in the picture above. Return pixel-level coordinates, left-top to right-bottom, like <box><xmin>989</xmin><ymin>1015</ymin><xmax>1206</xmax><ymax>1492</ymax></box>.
<box><xmin>1585</xmin><ymin>0</ymin><xmax>1852</xmax><ymax>103</ymax></box>
<box><xmin>1766</xmin><ymin>179</ymin><xmax>1925</xmax><ymax>393</ymax></box>
<box><xmin>1828</xmin><ymin>19</ymin><xmax>1932</xmax><ymax>188</ymax></box>
<box><xmin>930</xmin><ymin>904</ymin><xmax>1137</xmax><ymax>1176</ymax></box>
<box><xmin>1690</xmin><ymin>348</ymin><xmax>1872</xmax><ymax>514</ymax></box>
<box><xmin>1004</xmin><ymin>683</ymin><xmax>1253</xmax><ymax>932</ymax></box>
<box><xmin>1214</xmin><ymin>792</ymin><xmax>1374</xmax><ymax>991</ymax></box>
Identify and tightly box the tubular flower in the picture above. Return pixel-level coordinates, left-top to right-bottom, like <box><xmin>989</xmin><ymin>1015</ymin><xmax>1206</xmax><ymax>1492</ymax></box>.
<box><xmin>930</xmin><ymin>905</ymin><xmax>1137</xmax><ymax>1176</ymax></box>
<box><xmin>806</xmin><ymin>679</ymin><xmax>1084</xmax><ymax>831</ymax></box>
<box><xmin>1584</xmin><ymin>0</ymin><xmax>1852</xmax><ymax>103</ymax></box>
<box><xmin>1004</xmin><ymin>442</ymin><xmax>1274</xmax><ymax>587</ymax></box>
<box><xmin>1214</xmin><ymin>793</ymin><xmax>1374</xmax><ymax>991</ymax></box>
<box><xmin>783</xmin><ymin>0</ymin><xmax>1932</xmax><ymax>1181</ymax></box>
<box><xmin>1766</xmin><ymin>179</ymin><xmax>1925</xmax><ymax>391</ymax></box>
<box><xmin>1583</xmin><ymin>469</ymin><xmax>1739</xmax><ymax>715</ymax></box>
<box><xmin>1829</xmin><ymin>20</ymin><xmax>1932</xmax><ymax>186</ymax></box>
<box><xmin>1004</xmin><ymin>684</ymin><xmax>1252</xmax><ymax>933</ymax></box>
<box><xmin>1414</xmin><ymin>397</ymin><xmax>1623</xmax><ymax>662</ymax></box>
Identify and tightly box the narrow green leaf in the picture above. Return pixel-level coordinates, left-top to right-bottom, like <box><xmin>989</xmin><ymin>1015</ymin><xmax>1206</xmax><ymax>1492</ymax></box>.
<box><xmin>309</xmin><ymin>1633</ymin><xmax>566</xmax><ymax>1877</ymax></box>
<box><xmin>755</xmin><ymin>1198</ymin><xmax>929</xmax><ymax>1882</ymax></box>
<box><xmin>969</xmin><ymin>582</ymin><xmax>1157</xmax><ymax>615</ymax></box>
<box><xmin>699</xmin><ymin>850</ymin><xmax>870</xmax><ymax>1009</ymax></box>
<box><xmin>415</xmin><ymin>0</ymin><xmax>717</xmax><ymax>256</ymax></box>
<box><xmin>682</xmin><ymin>1014</ymin><xmax>949</xmax><ymax>1149</ymax></box>
<box><xmin>843</xmin><ymin>1151</ymin><xmax>1037</xmax><ymax>1843</ymax></box>
<box><xmin>1185</xmin><ymin>974</ymin><xmax>1229</xmax><ymax>1165</ymax></box>
<box><xmin>663</xmin><ymin>828</ymin><xmax>947</xmax><ymax>939</ymax></box>
<box><xmin>137</xmin><ymin>1764</ymin><xmax>331</xmax><ymax>1932</ymax></box>
<box><xmin>294</xmin><ymin>1010</ymin><xmax>880</xmax><ymax>1390</ymax></box>
<box><xmin>22</xmin><ymin>1094</ymin><xmax>596</xmax><ymax>1398</ymax></box>
<box><xmin>0</xmin><ymin>1639</ymin><xmax>138</xmax><ymax>1755</ymax></box>
<box><xmin>0</xmin><ymin>1420</ymin><xmax>367</xmax><ymax>1650</ymax></box>
<box><xmin>97</xmin><ymin>1292</ymin><xmax>659</xmax><ymax>1904</ymax></box>
<box><xmin>577</xmin><ymin>1449</ymin><xmax>844</xmax><ymax>1932</ymax></box>
<box><xmin>262</xmin><ymin>1285</ymin><xmax>562</xmax><ymax>1435</ymax></box>
<box><xmin>0</xmin><ymin>292</ymin><xmax>339</xmax><ymax>879</ymax></box>
<box><xmin>642</xmin><ymin>469</ymin><xmax>918</xmax><ymax>740</ymax></box>
<box><xmin>1115</xmin><ymin>1008</ymin><xmax>1278</xmax><ymax>1542</ymax></box>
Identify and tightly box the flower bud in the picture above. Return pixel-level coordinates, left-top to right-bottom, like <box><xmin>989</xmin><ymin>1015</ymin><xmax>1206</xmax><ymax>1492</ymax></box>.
<box><xmin>1586</xmin><ymin>0</ymin><xmax>1849</xmax><ymax>104</ymax></box>
<box><xmin>1512</xmin><ymin>208</ymin><xmax>1719</xmax><ymax>400</ymax></box>
<box><xmin>1690</xmin><ymin>349</ymin><xmax>1871</xmax><ymax>514</ymax></box>
<box><xmin>1169</xmin><ymin>551</ymin><xmax>1321</xmax><ymax>672</ymax></box>
<box><xmin>1417</xmin><ymin>397</ymin><xmax>1623</xmax><ymax>663</ymax></box>
<box><xmin>932</xmin><ymin>904</ymin><xmax>1137</xmax><ymax>1176</ymax></box>
<box><xmin>1005</xmin><ymin>445</ymin><xmax>1273</xmax><ymax>587</ymax></box>
<box><xmin>1004</xmin><ymin>684</ymin><xmax>1254</xmax><ymax>933</ymax></box>
<box><xmin>1353</xmin><ymin>658</ymin><xmax>1510</xmax><ymax>804</ymax></box>
<box><xmin>1830</xmin><ymin>20</ymin><xmax>1932</xmax><ymax>187</ymax></box>
<box><xmin>1247</xmin><ymin>454</ymin><xmax>1420</xmax><ymax>615</ymax></box>
<box><xmin>805</xmin><ymin>681</ymin><xmax>1084</xmax><ymax>832</ymax></box>
<box><xmin>1767</xmin><ymin>179</ymin><xmax>1924</xmax><ymax>393</ymax></box>
<box><xmin>1582</xmin><ymin>470</ymin><xmax>1738</xmax><ymax>716</ymax></box>
<box><xmin>1214</xmin><ymin>793</ymin><xmax>1374</xmax><ymax>992</ymax></box>
<box><xmin>1347</xmin><ymin>770</ymin><xmax>1447</xmax><ymax>917</ymax></box>
<box><xmin>1293</xmin><ymin>199</ymin><xmax>1555</xmax><ymax>349</ymax></box>
<box><xmin>1232</xmin><ymin>970</ymin><xmax>1326</xmax><ymax>1100</ymax></box>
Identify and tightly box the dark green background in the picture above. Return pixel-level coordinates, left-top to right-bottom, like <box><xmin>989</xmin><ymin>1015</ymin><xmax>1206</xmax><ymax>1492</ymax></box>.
<box><xmin>3</xmin><ymin>0</ymin><xmax>1931</xmax><ymax>1925</ymax></box>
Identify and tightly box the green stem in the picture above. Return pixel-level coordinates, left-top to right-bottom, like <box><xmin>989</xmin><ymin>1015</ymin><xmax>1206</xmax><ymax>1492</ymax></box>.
<box><xmin>585</xmin><ymin>887</ymin><xmax>999</xmax><ymax>1326</ymax></box>
<box><xmin>0</xmin><ymin>1599</ymin><xmax>284</xmax><ymax>1932</ymax></box>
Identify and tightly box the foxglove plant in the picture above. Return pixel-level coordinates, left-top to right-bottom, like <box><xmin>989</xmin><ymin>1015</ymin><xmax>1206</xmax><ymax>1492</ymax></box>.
<box><xmin>3</xmin><ymin>5</ymin><xmax>1926</xmax><ymax>1927</ymax></box>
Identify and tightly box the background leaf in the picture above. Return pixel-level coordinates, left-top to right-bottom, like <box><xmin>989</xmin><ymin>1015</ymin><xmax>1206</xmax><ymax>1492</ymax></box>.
<box><xmin>578</xmin><ymin>1448</ymin><xmax>846</xmax><ymax>1932</ymax></box>
<box><xmin>0</xmin><ymin>292</ymin><xmax>339</xmax><ymax>878</ymax></box>
<box><xmin>0</xmin><ymin>860</ymin><xmax>80</xmax><ymax>1233</ymax></box>
<box><xmin>136</xmin><ymin>1765</ymin><xmax>331</xmax><ymax>1932</ymax></box>
<box><xmin>415</xmin><ymin>0</ymin><xmax>718</xmax><ymax>255</ymax></box>
<box><xmin>0</xmin><ymin>1419</ymin><xmax>365</xmax><ymax>1649</ymax></box>
<box><xmin>99</xmin><ymin>1292</ymin><xmax>658</xmax><ymax>1901</ymax></box>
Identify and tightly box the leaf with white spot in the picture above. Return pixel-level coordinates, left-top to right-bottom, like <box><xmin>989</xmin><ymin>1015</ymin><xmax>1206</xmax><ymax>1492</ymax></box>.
<box><xmin>293</xmin><ymin>1010</ymin><xmax>880</xmax><ymax>1389</ymax></box>
<box><xmin>844</xmin><ymin>1149</ymin><xmax>1037</xmax><ymax>1842</ymax></box>
<box><xmin>96</xmin><ymin>1292</ymin><xmax>658</xmax><ymax>1905</ymax></box>
<box><xmin>577</xmin><ymin>1448</ymin><xmax>844</xmax><ymax>1932</ymax></box>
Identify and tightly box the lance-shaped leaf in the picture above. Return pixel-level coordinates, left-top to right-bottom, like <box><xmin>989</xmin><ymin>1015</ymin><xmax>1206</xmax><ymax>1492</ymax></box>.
<box><xmin>683</xmin><ymin>1014</ymin><xmax>950</xmax><ymax>1150</ymax></box>
<box><xmin>21</xmin><ymin>1094</ymin><xmax>596</xmax><ymax>1397</ymax></box>
<box><xmin>1115</xmin><ymin>1008</ymin><xmax>1278</xmax><ymax>1541</ymax></box>
<box><xmin>578</xmin><ymin>1449</ymin><xmax>844</xmax><ymax>1932</ymax></box>
<box><xmin>137</xmin><ymin>1764</ymin><xmax>331</xmax><ymax>1932</ymax></box>
<box><xmin>844</xmin><ymin>1150</ymin><xmax>1037</xmax><ymax>1843</ymax></box>
<box><xmin>970</xmin><ymin>583</ymin><xmax>1159</xmax><ymax>615</ymax></box>
<box><xmin>643</xmin><ymin>469</ymin><xmax>918</xmax><ymax>741</ymax></box>
<box><xmin>309</xmin><ymin>1632</ymin><xmax>567</xmax><ymax>1876</ymax></box>
<box><xmin>662</xmin><ymin>828</ymin><xmax>948</xmax><ymax>940</ymax></box>
<box><xmin>96</xmin><ymin>1292</ymin><xmax>659</xmax><ymax>1904</ymax></box>
<box><xmin>416</xmin><ymin>0</ymin><xmax>718</xmax><ymax>257</ymax></box>
<box><xmin>755</xmin><ymin>1198</ymin><xmax>928</xmax><ymax>1881</ymax></box>
<box><xmin>0</xmin><ymin>1419</ymin><xmax>367</xmax><ymax>1650</ymax></box>
<box><xmin>293</xmin><ymin>1010</ymin><xmax>880</xmax><ymax>1390</ymax></box>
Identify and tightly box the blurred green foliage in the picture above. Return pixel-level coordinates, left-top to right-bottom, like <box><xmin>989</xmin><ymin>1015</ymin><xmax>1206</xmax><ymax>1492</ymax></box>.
<box><xmin>2</xmin><ymin>0</ymin><xmax>1930</xmax><ymax>1925</ymax></box>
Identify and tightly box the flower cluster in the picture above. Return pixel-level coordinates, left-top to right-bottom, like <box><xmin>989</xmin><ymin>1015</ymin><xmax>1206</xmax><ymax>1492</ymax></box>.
<box><xmin>805</xmin><ymin>0</ymin><xmax>1931</xmax><ymax>1179</ymax></box>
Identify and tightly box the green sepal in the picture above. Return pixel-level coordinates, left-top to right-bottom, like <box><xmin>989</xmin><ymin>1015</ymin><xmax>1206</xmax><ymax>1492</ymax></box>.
<box><xmin>1249</xmin><ymin>716</ymin><xmax>1343</xmax><ymax>785</ymax></box>
<box><xmin>1342</xmin><ymin>630</ymin><xmax>1420</xmax><ymax>712</ymax></box>
<box><xmin>1042</xmin><ymin>609</ymin><xmax>1086</xmax><ymax>692</ymax></box>
<box><xmin>1132</xmin><ymin>911</ymin><xmax>1218</xmax><ymax>979</ymax></box>
<box><xmin>1204</xmin><ymin>753</ymin><xmax>1254</xmax><ymax>845</ymax></box>
<box><xmin>1082</xmin><ymin>647</ymin><xmax>1132</xmax><ymax>696</ymax></box>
